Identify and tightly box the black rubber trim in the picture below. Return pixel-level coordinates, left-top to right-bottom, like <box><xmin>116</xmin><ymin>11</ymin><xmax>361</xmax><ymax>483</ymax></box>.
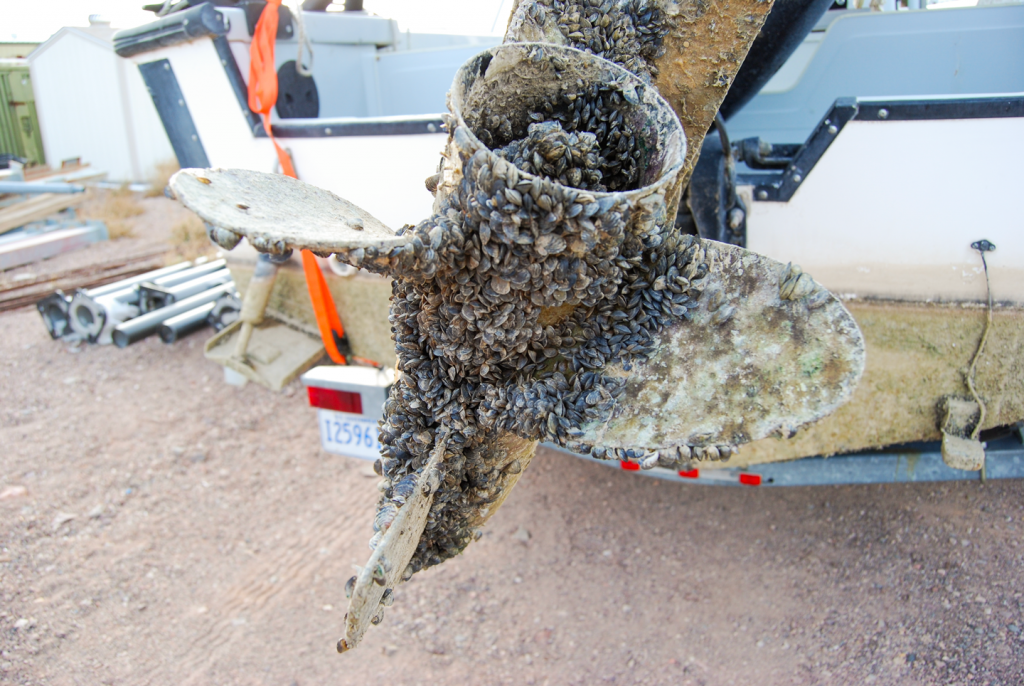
<box><xmin>113</xmin><ymin>3</ymin><xmax>228</xmax><ymax>58</ymax></box>
<box><xmin>270</xmin><ymin>116</ymin><xmax>446</xmax><ymax>138</ymax></box>
<box><xmin>855</xmin><ymin>95</ymin><xmax>1024</xmax><ymax>122</ymax></box>
<box><xmin>740</xmin><ymin>94</ymin><xmax>1024</xmax><ymax>202</ymax></box>
<box><xmin>138</xmin><ymin>60</ymin><xmax>210</xmax><ymax>169</ymax></box>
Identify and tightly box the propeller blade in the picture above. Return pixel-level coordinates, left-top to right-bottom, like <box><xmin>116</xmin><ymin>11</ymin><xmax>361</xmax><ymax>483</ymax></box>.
<box><xmin>169</xmin><ymin>168</ymin><xmax>410</xmax><ymax>255</ymax></box>
<box><xmin>580</xmin><ymin>242</ymin><xmax>865</xmax><ymax>454</ymax></box>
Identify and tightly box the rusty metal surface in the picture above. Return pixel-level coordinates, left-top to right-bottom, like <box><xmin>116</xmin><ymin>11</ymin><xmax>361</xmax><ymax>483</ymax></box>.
<box><xmin>505</xmin><ymin>1</ymin><xmax>776</xmax><ymax>184</ymax></box>
<box><xmin>654</xmin><ymin>0</ymin><xmax>774</xmax><ymax>177</ymax></box>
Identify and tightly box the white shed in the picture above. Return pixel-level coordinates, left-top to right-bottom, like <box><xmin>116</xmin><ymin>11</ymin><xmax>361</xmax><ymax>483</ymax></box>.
<box><xmin>27</xmin><ymin>18</ymin><xmax>175</xmax><ymax>184</ymax></box>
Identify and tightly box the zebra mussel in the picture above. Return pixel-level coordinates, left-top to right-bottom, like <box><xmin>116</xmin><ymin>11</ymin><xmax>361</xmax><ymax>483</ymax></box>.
<box><xmin>478</xmin><ymin>75</ymin><xmax>647</xmax><ymax>193</ymax></box>
<box><xmin>156</xmin><ymin>5</ymin><xmax>865</xmax><ymax>655</ymax></box>
<box><xmin>779</xmin><ymin>262</ymin><xmax>829</xmax><ymax>309</ymax></box>
<box><xmin>517</xmin><ymin>0</ymin><xmax>670</xmax><ymax>81</ymax></box>
<box><xmin>326</xmin><ymin>43</ymin><xmax>725</xmax><ymax>579</ymax></box>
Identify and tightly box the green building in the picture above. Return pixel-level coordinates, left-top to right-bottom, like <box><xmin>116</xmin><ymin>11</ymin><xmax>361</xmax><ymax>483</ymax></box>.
<box><xmin>0</xmin><ymin>56</ymin><xmax>46</xmax><ymax>166</ymax></box>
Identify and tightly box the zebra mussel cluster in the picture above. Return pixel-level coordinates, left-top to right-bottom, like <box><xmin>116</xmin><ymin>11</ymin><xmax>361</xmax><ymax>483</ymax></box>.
<box><xmin>479</xmin><ymin>75</ymin><xmax>646</xmax><ymax>194</ymax></box>
<box><xmin>493</xmin><ymin>121</ymin><xmax>606</xmax><ymax>192</ymax></box>
<box><xmin>328</xmin><ymin>43</ymin><xmax>734</xmax><ymax>575</ymax></box>
<box><xmin>518</xmin><ymin>0</ymin><xmax>669</xmax><ymax>80</ymax></box>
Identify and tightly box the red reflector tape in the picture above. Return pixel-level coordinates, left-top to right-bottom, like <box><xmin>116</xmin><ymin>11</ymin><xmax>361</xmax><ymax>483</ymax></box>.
<box><xmin>307</xmin><ymin>386</ymin><xmax>363</xmax><ymax>415</ymax></box>
<box><xmin>608</xmin><ymin>458</ymin><xmax>763</xmax><ymax>486</ymax></box>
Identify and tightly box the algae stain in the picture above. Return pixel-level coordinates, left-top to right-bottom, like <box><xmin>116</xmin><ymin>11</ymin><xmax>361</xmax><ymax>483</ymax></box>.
<box><xmin>905</xmin><ymin>453</ymin><xmax>920</xmax><ymax>479</ymax></box>
<box><xmin>799</xmin><ymin>351</ymin><xmax>824</xmax><ymax>378</ymax></box>
<box><xmin>895</xmin><ymin>453</ymin><xmax>921</xmax><ymax>481</ymax></box>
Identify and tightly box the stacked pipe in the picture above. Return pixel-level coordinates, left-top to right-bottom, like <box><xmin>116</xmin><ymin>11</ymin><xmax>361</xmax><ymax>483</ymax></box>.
<box><xmin>35</xmin><ymin>257</ymin><xmax>241</xmax><ymax>347</ymax></box>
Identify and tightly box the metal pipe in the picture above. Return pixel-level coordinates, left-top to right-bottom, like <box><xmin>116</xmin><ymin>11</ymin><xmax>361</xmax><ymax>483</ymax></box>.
<box><xmin>233</xmin><ymin>254</ymin><xmax>278</xmax><ymax>359</ymax></box>
<box><xmin>68</xmin><ymin>290</ymin><xmax>140</xmax><ymax>343</ymax></box>
<box><xmin>0</xmin><ymin>181</ymin><xmax>86</xmax><ymax>194</ymax></box>
<box><xmin>161</xmin><ymin>268</ymin><xmax>231</xmax><ymax>299</ymax></box>
<box><xmin>147</xmin><ymin>258</ymin><xmax>226</xmax><ymax>288</ymax></box>
<box><xmin>138</xmin><ymin>268</ymin><xmax>232</xmax><ymax>312</ymax></box>
<box><xmin>112</xmin><ymin>283</ymin><xmax>234</xmax><ymax>348</ymax></box>
<box><xmin>85</xmin><ymin>261</ymin><xmax>194</xmax><ymax>298</ymax></box>
<box><xmin>158</xmin><ymin>301</ymin><xmax>216</xmax><ymax>344</ymax></box>
<box><xmin>96</xmin><ymin>258</ymin><xmax>227</xmax><ymax>304</ymax></box>
<box><xmin>69</xmin><ymin>261</ymin><xmax>230</xmax><ymax>341</ymax></box>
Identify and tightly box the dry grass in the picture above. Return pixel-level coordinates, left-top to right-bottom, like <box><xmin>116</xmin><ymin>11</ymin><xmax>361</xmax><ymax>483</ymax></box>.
<box><xmin>167</xmin><ymin>214</ymin><xmax>215</xmax><ymax>262</ymax></box>
<box><xmin>145</xmin><ymin>159</ymin><xmax>180</xmax><ymax>198</ymax></box>
<box><xmin>80</xmin><ymin>186</ymin><xmax>145</xmax><ymax>239</ymax></box>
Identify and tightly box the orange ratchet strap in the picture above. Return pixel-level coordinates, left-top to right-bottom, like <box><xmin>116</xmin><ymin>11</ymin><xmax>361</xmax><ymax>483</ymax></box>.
<box><xmin>301</xmin><ymin>250</ymin><xmax>350</xmax><ymax>364</ymax></box>
<box><xmin>247</xmin><ymin>0</ymin><xmax>296</xmax><ymax>178</ymax></box>
<box><xmin>248</xmin><ymin>1</ymin><xmax>378</xmax><ymax>368</ymax></box>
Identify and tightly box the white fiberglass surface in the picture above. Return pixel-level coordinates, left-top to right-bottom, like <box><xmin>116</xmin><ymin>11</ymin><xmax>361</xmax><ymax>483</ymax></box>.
<box><xmin>135</xmin><ymin>40</ymin><xmax>443</xmax><ymax>229</ymax></box>
<box><xmin>746</xmin><ymin>117</ymin><xmax>1024</xmax><ymax>303</ymax></box>
<box><xmin>285</xmin><ymin>134</ymin><xmax>444</xmax><ymax>229</ymax></box>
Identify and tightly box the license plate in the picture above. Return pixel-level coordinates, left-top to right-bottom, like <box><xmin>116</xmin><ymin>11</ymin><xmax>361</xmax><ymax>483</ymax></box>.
<box><xmin>317</xmin><ymin>409</ymin><xmax>382</xmax><ymax>461</ymax></box>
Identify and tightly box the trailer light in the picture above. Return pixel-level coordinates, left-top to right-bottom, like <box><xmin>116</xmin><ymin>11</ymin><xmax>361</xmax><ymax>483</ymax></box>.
<box><xmin>300</xmin><ymin>365</ymin><xmax>395</xmax><ymax>422</ymax></box>
<box><xmin>620</xmin><ymin>461</ymin><xmax>640</xmax><ymax>471</ymax></box>
<box><xmin>307</xmin><ymin>386</ymin><xmax>363</xmax><ymax>415</ymax></box>
<box><xmin>738</xmin><ymin>473</ymin><xmax>762</xmax><ymax>486</ymax></box>
<box><xmin>678</xmin><ymin>469</ymin><xmax>699</xmax><ymax>479</ymax></box>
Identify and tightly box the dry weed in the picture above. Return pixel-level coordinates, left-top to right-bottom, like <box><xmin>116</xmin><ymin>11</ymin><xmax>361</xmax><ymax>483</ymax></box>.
<box><xmin>168</xmin><ymin>214</ymin><xmax>215</xmax><ymax>262</ymax></box>
<box><xmin>146</xmin><ymin>159</ymin><xmax>180</xmax><ymax>198</ymax></box>
<box><xmin>80</xmin><ymin>185</ymin><xmax>145</xmax><ymax>239</ymax></box>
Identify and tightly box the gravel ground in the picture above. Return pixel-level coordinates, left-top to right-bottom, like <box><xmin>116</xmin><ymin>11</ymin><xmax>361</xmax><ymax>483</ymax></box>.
<box><xmin>0</xmin><ymin>200</ymin><xmax>1022</xmax><ymax>684</ymax></box>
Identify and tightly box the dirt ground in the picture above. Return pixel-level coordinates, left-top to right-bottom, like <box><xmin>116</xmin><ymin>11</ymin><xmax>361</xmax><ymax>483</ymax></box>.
<box><xmin>1</xmin><ymin>194</ymin><xmax>1023</xmax><ymax>685</ymax></box>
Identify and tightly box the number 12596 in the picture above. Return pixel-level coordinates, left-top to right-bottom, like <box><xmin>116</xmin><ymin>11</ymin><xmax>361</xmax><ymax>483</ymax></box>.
<box><xmin>317</xmin><ymin>409</ymin><xmax>381</xmax><ymax>461</ymax></box>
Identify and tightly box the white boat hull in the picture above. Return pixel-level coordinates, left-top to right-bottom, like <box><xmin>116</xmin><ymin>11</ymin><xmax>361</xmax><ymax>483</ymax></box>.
<box><xmin>745</xmin><ymin>115</ymin><xmax>1024</xmax><ymax>305</ymax></box>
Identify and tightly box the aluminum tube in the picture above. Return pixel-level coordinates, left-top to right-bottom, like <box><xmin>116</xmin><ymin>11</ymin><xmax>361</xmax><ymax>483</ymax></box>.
<box><xmin>147</xmin><ymin>258</ymin><xmax>227</xmax><ymax>288</ymax></box>
<box><xmin>92</xmin><ymin>284</ymin><xmax>143</xmax><ymax>305</ymax></box>
<box><xmin>162</xmin><ymin>269</ymin><xmax>232</xmax><ymax>301</ymax></box>
<box><xmin>158</xmin><ymin>302</ymin><xmax>216</xmax><ymax>344</ymax></box>
<box><xmin>138</xmin><ymin>269</ymin><xmax>231</xmax><ymax>313</ymax></box>
<box><xmin>67</xmin><ymin>284</ymin><xmax>143</xmax><ymax>344</ymax></box>
<box><xmin>0</xmin><ymin>182</ymin><xmax>86</xmax><ymax>194</ymax></box>
<box><xmin>112</xmin><ymin>283</ymin><xmax>234</xmax><ymax>348</ymax></box>
<box><xmin>85</xmin><ymin>261</ymin><xmax>193</xmax><ymax>298</ymax></box>
<box><xmin>94</xmin><ymin>259</ymin><xmax>228</xmax><ymax>304</ymax></box>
